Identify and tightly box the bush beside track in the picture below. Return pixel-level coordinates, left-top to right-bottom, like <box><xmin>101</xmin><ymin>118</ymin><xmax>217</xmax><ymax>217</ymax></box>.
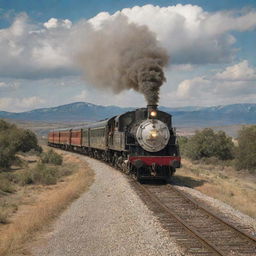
<box><xmin>0</xmin><ymin>120</ymin><xmax>94</xmax><ymax>256</ymax></box>
<box><xmin>179</xmin><ymin>126</ymin><xmax>256</xmax><ymax>173</ymax></box>
<box><xmin>0</xmin><ymin>120</ymin><xmax>41</xmax><ymax>169</ymax></box>
<box><xmin>177</xmin><ymin>126</ymin><xmax>256</xmax><ymax>218</ymax></box>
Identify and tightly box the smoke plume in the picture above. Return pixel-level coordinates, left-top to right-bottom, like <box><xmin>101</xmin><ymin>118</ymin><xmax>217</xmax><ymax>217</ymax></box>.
<box><xmin>75</xmin><ymin>15</ymin><xmax>168</xmax><ymax>105</ymax></box>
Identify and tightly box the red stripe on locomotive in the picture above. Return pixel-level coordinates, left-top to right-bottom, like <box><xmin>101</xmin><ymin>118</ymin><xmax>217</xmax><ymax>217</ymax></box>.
<box><xmin>129</xmin><ymin>156</ymin><xmax>181</xmax><ymax>166</ymax></box>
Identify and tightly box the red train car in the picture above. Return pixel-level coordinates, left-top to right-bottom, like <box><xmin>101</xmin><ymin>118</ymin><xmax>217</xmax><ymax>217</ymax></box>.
<box><xmin>48</xmin><ymin>131</ymin><xmax>54</xmax><ymax>144</ymax></box>
<box><xmin>70</xmin><ymin>129</ymin><xmax>82</xmax><ymax>146</ymax></box>
<box><xmin>59</xmin><ymin>129</ymin><xmax>71</xmax><ymax>145</ymax></box>
<box><xmin>48</xmin><ymin>130</ymin><xmax>60</xmax><ymax>144</ymax></box>
<box><xmin>54</xmin><ymin>131</ymin><xmax>60</xmax><ymax>144</ymax></box>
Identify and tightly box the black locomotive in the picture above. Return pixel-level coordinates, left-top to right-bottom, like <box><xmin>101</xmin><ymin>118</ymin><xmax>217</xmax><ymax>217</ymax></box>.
<box><xmin>48</xmin><ymin>105</ymin><xmax>181</xmax><ymax>181</ymax></box>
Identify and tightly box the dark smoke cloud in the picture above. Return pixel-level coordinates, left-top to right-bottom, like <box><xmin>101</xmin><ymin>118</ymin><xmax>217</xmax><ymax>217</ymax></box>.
<box><xmin>75</xmin><ymin>15</ymin><xmax>168</xmax><ymax>105</ymax></box>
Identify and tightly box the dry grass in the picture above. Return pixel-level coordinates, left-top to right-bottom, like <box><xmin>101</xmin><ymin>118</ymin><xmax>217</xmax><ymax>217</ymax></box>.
<box><xmin>0</xmin><ymin>211</ymin><xmax>8</xmax><ymax>224</ymax></box>
<box><xmin>0</xmin><ymin>151</ymin><xmax>94</xmax><ymax>256</ymax></box>
<box><xmin>176</xmin><ymin>158</ymin><xmax>256</xmax><ymax>218</ymax></box>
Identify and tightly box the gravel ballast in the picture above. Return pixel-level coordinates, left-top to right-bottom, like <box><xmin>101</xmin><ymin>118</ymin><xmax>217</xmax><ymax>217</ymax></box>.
<box><xmin>33</xmin><ymin>154</ymin><xmax>256</xmax><ymax>256</ymax></box>
<box><xmin>33</xmin><ymin>155</ymin><xmax>185</xmax><ymax>256</ymax></box>
<box><xmin>175</xmin><ymin>185</ymin><xmax>256</xmax><ymax>238</ymax></box>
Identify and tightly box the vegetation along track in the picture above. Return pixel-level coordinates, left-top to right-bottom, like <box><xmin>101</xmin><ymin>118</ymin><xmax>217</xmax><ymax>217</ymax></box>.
<box><xmin>131</xmin><ymin>181</ymin><xmax>256</xmax><ymax>256</ymax></box>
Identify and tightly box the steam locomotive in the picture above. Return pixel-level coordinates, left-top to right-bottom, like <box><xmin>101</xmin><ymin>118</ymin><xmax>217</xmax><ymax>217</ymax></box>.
<box><xmin>48</xmin><ymin>105</ymin><xmax>181</xmax><ymax>181</ymax></box>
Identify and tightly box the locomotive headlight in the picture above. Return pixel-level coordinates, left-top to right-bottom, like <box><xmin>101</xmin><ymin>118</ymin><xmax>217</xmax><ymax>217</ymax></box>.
<box><xmin>150</xmin><ymin>129</ymin><xmax>158</xmax><ymax>138</ymax></box>
<box><xmin>150</xmin><ymin>110</ymin><xmax>157</xmax><ymax>117</ymax></box>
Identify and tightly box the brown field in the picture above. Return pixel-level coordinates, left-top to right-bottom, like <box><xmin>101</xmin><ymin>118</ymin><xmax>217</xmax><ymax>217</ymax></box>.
<box><xmin>0</xmin><ymin>148</ymin><xmax>94</xmax><ymax>256</ymax></box>
<box><xmin>173</xmin><ymin>158</ymin><xmax>256</xmax><ymax>218</ymax></box>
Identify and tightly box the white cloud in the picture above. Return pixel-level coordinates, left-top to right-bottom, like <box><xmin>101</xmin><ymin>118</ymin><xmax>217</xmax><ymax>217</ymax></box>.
<box><xmin>0</xmin><ymin>6</ymin><xmax>256</xmax><ymax>80</ymax></box>
<box><xmin>44</xmin><ymin>18</ymin><xmax>58</xmax><ymax>29</ymax></box>
<box><xmin>73</xmin><ymin>90</ymin><xmax>87</xmax><ymax>101</ymax></box>
<box><xmin>0</xmin><ymin>96</ymin><xmax>45</xmax><ymax>112</ymax></box>
<box><xmin>176</xmin><ymin>77</ymin><xmax>211</xmax><ymax>99</ymax></box>
<box><xmin>0</xmin><ymin>6</ymin><xmax>254</xmax><ymax>109</ymax></box>
<box><xmin>0</xmin><ymin>98</ymin><xmax>12</xmax><ymax>110</ymax></box>
<box><xmin>171</xmin><ymin>64</ymin><xmax>195</xmax><ymax>71</ymax></box>
<box><xmin>43</xmin><ymin>18</ymin><xmax>72</xmax><ymax>29</ymax></box>
<box><xmin>0</xmin><ymin>13</ymin><xmax>74</xmax><ymax>79</ymax></box>
<box><xmin>20</xmin><ymin>96</ymin><xmax>45</xmax><ymax>108</ymax></box>
<box><xmin>175</xmin><ymin>60</ymin><xmax>256</xmax><ymax>105</ymax></box>
<box><xmin>89</xmin><ymin>4</ymin><xmax>256</xmax><ymax>64</ymax></box>
<box><xmin>0</xmin><ymin>82</ymin><xmax>7</xmax><ymax>88</ymax></box>
<box><xmin>0</xmin><ymin>81</ymin><xmax>19</xmax><ymax>89</ymax></box>
<box><xmin>215</xmin><ymin>60</ymin><xmax>256</xmax><ymax>81</ymax></box>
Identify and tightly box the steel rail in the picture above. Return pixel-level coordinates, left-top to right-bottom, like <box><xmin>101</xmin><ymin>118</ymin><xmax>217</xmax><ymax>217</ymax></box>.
<box><xmin>167</xmin><ymin>184</ymin><xmax>256</xmax><ymax>243</ymax></box>
<box><xmin>136</xmin><ymin>182</ymin><xmax>256</xmax><ymax>256</ymax></box>
<box><xmin>50</xmin><ymin>146</ymin><xmax>256</xmax><ymax>255</ymax></box>
<box><xmin>133</xmin><ymin>181</ymin><xmax>224</xmax><ymax>256</ymax></box>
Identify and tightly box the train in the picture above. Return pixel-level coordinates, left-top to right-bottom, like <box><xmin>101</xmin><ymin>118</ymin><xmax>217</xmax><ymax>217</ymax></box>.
<box><xmin>48</xmin><ymin>105</ymin><xmax>181</xmax><ymax>181</ymax></box>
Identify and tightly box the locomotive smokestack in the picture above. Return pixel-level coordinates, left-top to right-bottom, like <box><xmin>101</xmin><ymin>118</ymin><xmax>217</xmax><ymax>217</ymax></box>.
<box><xmin>75</xmin><ymin>14</ymin><xmax>168</xmax><ymax>106</ymax></box>
<box><xmin>147</xmin><ymin>104</ymin><xmax>157</xmax><ymax>110</ymax></box>
<box><xmin>147</xmin><ymin>104</ymin><xmax>158</xmax><ymax>118</ymax></box>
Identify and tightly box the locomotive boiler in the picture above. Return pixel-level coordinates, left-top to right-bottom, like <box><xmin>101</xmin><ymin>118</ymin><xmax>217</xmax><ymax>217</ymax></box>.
<box><xmin>48</xmin><ymin>105</ymin><xmax>181</xmax><ymax>181</ymax></box>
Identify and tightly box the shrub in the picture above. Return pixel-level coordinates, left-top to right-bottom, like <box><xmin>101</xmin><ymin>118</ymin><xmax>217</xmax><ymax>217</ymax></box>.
<box><xmin>0</xmin><ymin>120</ymin><xmax>15</xmax><ymax>131</ymax></box>
<box><xmin>16</xmin><ymin>129</ymin><xmax>42</xmax><ymax>153</ymax></box>
<box><xmin>177</xmin><ymin>136</ymin><xmax>189</xmax><ymax>156</ymax></box>
<box><xmin>0</xmin><ymin>174</ymin><xmax>15</xmax><ymax>193</ymax></box>
<box><xmin>17</xmin><ymin>170</ymin><xmax>33</xmax><ymax>185</ymax></box>
<box><xmin>184</xmin><ymin>128</ymin><xmax>235</xmax><ymax>161</ymax></box>
<box><xmin>0</xmin><ymin>209</ymin><xmax>8</xmax><ymax>224</ymax></box>
<box><xmin>0</xmin><ymin>132</ymin><xmax>17</xmax><ymax>169</ymax></box>
<box><xmin>0</xmin><ymin>120</ymin><xmax>41</xmax><ymax>169</ymax></box>
<box><xmin>40</xmin><ymin>149</ymin><xmax>63</xmax><ymax>165</ymax></box>
<box><xmin>31</xmin><ymin>163</ymin><xmax>59</xmax><ymax>185</ymax></box>
<box><xmin>236</xmin><ymin>125</ymin><xmax>256</xmax><ymax>172</ymax></box>
<box><xmin>20</xmin><ymin>163</ymin><xmax>59</xmax><ymax>185</ymax></box>
<box><xmin>0</xmin><ymin>149</ymin><xmax>16</xmax><ymax>169</ymax></box>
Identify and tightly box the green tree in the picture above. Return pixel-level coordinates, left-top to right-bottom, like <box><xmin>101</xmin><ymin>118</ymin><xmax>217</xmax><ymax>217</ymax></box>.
<box><xmin>0</xmin><ymin>120</ymin><xmax>14</xmax><ymax>131</ymax></box>
<box><xmin>0</xmin><ymin>131</ymin><xmax>17</xmax><ymax>168</ymax></box>
<box><xmin>0</xmin><ymin>119</ymin><xmax>41</xmax><ymax>169</ymax></box>
<box><xmin>185</xmin><ymin>128</ymin><xmax>234</xmax><ymax>160</ymax></box>
<box><xmin>236</xmin><ymin>126</ymin><xmax>256</xmax><ymax>172</ymax></box>
<box><xmin>177</xmin><ymin>136</ymin><xmax>188</xmax><ymax>156</ymax></box>
<box><xmin>16</xmin><ymin>129</ymin><xmax>41</xmax><ymax>152</ymax></box>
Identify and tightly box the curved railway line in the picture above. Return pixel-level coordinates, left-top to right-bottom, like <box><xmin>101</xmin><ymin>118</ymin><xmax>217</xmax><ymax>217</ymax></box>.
<box><xmin>54</xmin><ymin>148</ymin><xmax>256</xmax><ymax>255</ymax></box>
<box><xmin>130</xmin><ymin>180</ymin><xmax>256</xmax><ymax>256</ymax></box>
<box><xmin>48</xmin><ymin>103</ymin><xmax>255</xmax><ymax>254</ymax></box>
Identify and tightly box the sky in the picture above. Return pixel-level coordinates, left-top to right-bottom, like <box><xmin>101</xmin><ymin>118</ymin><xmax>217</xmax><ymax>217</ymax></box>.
<box><xmin>0</xmin><ymin>0</ymin><xmax>256</xmax><ymax>112</ymax></box>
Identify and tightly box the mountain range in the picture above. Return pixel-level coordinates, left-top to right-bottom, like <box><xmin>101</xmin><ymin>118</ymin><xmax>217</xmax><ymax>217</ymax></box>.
<box><xmin>0</xmin><ymin>102</ymin><xmax>255</xmax><ymax>127</ymax></box>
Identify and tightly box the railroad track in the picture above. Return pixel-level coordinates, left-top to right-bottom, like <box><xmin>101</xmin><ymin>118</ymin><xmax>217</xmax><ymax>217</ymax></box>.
<box><xmin>131</xmin><ymin>181</ymin><xmax>256</xmax><ymax>256</ymax></box>
<box><xmin>56</xmin><ymin>149</ymin><xmax>256</xmax><ymax>255</ymax></box>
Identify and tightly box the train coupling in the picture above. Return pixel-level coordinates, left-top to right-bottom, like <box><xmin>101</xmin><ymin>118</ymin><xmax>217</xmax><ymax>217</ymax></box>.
<box><xmin>151</xmin><ymin>162</ymin><xmax>157</xmax><ymax>176</ymax></box>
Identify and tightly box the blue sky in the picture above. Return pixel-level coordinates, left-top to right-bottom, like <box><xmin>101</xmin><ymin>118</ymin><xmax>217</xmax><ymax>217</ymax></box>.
<box><xmin>0</xmin><ymin>0</ymin><xmax>255</xmax><ymax>112</ymax></box>
<box><xmin>1</xmin><ymin>0</ymin><xmax>256</xmax><ymax>21</ymax></box>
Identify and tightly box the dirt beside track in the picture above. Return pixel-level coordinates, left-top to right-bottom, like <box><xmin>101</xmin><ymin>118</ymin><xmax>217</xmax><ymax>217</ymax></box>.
<box><xmin>32</xmin><ymin>154</ymin><xmax>185</xmax><ymax>256</ymax></box>
<box><xmin>0</xmin><ymin>149</ymin><xmax>94</xmax><ymax>256</ymax></box>
<box><xmin>31</xmin><ymin>151</ymin><xmax>256</xmax><ymax>256</ymax></box>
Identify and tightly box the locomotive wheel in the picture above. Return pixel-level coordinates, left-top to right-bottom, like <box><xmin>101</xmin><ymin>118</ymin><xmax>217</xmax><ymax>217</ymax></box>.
<box><xmin>134</xmin><ymin>169</ymin><xmax>141</xmax><ymax>182</ymax></box>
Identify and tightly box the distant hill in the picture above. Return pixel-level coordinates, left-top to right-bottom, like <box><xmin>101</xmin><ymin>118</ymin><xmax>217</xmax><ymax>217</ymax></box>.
<box><xmin>171</xmin><ymin>104</ymin><xmax>256</xmax><ymax>127</ymax></box>
<box><xmin>0</xmin><ymin>102</ymin><xmax>132</xmax><ymax>122</ymax></box>
<box><xmin>0</xmin><ymin>102</ymin><xmax>255</xmax><ymax>127</ymax></box>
